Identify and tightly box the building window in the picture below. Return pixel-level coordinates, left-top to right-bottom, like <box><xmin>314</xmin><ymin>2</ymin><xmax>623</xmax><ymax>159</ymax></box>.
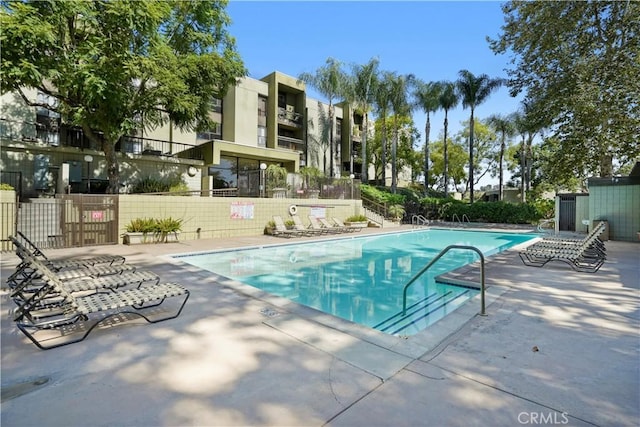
<box><xmin>196</xmin><ymin>122</ymin><xmax>222</xmax><ymax>142</ymax></box>
<box><xmin>258</xmin><ymin>125</ymin><xmax>266</xmax><ymax>147</ymax></box>
<box><xmin>258</xmin><ymin>96</ymin><xmax>267</xmax><ymax>117</ymax></box>
<box><xmin>36</xmin><ymin>91</ymin><xmax>60</xmax><ymax>145</ymax></box>
<box><xmin>209</xmin><ymin>97</ymin><xmax>222</xmax><ymax>113</ymax></box>
<box><xmin>208</xmin><ymin>156</ymin><xmax>260</xmax><ymax>190</ymax></box>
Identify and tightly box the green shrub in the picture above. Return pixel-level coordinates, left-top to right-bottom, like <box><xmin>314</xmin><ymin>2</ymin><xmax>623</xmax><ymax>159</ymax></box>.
<box><xmin>439</xmin><ymin>200</ymin><xmax>545</xmax><ymax>224</ymax></box>
<box><xmin>345</xmin><ymin>214</ymin><xmax>369</xmax><ymax>222</ymax></box>
<box><xmin>0</xmin><ymin>183</ymin><xmax>14</xmax><ymax>191</ymax></box>
<box><xmin>131</xmin><ymin>175</ymin><xmax>188</xmax><ymax>194</ymax></box>
<box><xmin>125</xmin><ymin>218</ymin><xmax>157</xmax><ymax>233</ymax></box>
<box><xmin>169</xmin><ymin>182</ymin><xmax>190</xmax><ymax>194</ymax></box>
<box><xmin>388</xmin><ymin>204</ymin><xmax>406</xmax><ymax>221</ymax></box>
<box><xmin>155</xmin><ymin>217</ymin><xmax>183</xmax><ymax>233</ymax></box>
<box><xmin>361</xmin><ymin>184</ymin><xmax>406</xmax><ymax>206</ymax></box>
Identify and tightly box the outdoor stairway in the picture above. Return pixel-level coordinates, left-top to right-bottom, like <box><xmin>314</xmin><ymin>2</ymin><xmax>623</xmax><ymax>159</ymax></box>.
<box><xmin>373</xmin><ymin>288</ymin><xmax>473</xmax><ymax>335</ymax></box>
<box><xmin>363</xmin><ymin>207</ymin><xmax>399</xmax><ymax>228</ymax></box>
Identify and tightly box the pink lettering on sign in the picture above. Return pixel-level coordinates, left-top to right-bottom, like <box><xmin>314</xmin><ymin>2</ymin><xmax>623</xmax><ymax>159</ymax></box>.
<box><xmin>91</xmin><ymin>211</ymin><xmax>104</xmax><ymax>220</ymax></box>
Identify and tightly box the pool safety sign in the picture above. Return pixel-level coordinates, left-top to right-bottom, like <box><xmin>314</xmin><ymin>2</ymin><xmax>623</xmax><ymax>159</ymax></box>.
<box><xmin>230</xmin><ymin>202</ymin><xmax>254</xmax><ymax>219</ymax></box>
<box><xmin>310</xmin><ymin>206</ymin><xmax>326</xmax><ymax>219</ymax></box>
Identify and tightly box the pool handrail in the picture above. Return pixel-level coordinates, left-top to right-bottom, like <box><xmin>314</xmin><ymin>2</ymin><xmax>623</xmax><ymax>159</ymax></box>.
<box><xmin>412</xmin><ymin>214</ymin><xmax>429</xmax><ymax>227</ymax></box>
<box><xmin>401</xmin><ymin>245</ymin><xmax>486</xmax><ymax>317</ymax></box>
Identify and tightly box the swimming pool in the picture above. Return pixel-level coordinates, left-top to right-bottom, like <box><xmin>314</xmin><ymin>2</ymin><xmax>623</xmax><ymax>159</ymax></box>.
<box><xmin>175</xmin><ymin>229</ymin><xmax>535</xmax><ymax>336</ymax></box>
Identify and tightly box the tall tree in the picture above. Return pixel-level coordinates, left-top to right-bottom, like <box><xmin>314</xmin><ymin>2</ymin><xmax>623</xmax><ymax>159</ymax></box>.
<box><xmin>512</xmin><ymin>107</ymin><xmax>540</xmax><ymax>202</ymax></box>
<box><xmin>0</xmin><ymin>0</ymin><xmax>246</xmax><ymax>193</ymax></box>
<box><xmin>413</xmin><ymin>80</ymin><xmax>442</xmax><ymax>193</ymax></box>
<box><xmin>370</xmin><ymin>115</ymin><xmax>419</xmax><ymax>185</ymax></box>
<box><xmin>453</xmin><ymin>120</ymin><xmax>499</xmax><ymax>198</ymax></box>
<box><xmin>489</xmin><ymin>1</ymin><xmax>640</xmax><ymax>179</ymax></box>
<box><xmin>456</xmin><ymin>69</ymin><xmax>503</xmax><ymax>203</ymax></box>
<box><xmin>437</xmin><ymin>82</ymin><xmax>459</xmax><ymax>198</ymax></box>
<box><xmin>429</xmin><ymin>138</ymin><xmax>467</xmax><ymax>193</ymax></box>
<box><xmin>387</xmin><ymin>73</ymin><xmax>413</xmax><ymax>193</ymax></box>
<box><xmin>373</xmin><ymin>71</ymin><xmax>394</xmax><ymax>186</ymax></box>
<box><xmin>299</xmin><ymin>58</ymin><xmax>347</xmax><ymax>178</ymax></box>
<box><xmin>487</xmin><ymin>113</ymin><xmax>516</xmax><ymax>201</ymax></box>
<box><xmin>350</xmin><ymin>58</ymin><xmax>379</xmax><ymax>183</ymax></box>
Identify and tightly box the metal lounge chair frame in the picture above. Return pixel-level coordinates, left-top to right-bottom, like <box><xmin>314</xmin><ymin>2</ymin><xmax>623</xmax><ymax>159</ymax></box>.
<box><xmin>313</xmin><ymin>216</ymin><xmax>346</xmax><ymax>233</ymax></box>
<box><xmin>271</xmin><ymin>216</ymin><xmax>306</xmax><ymax>238</ymax></box>
<box><xmin>519</xmin><ymin>225</ymin><xmax>606</xmax><ymax>273</ymax></box>
<box><xmin>13</xmin><ymin>259</ymin><xmax>189</xmax><ymax>350</ymax></box>
<box><xmin>16</xmin><ymin>231</ymin><xmax>126</xmax><ymax>269</ymax></box>
<box><xmin>7</xmin><ymin>236</ymin><xmax>136</xmax><ymax>289</ymax></box>
<box><xmin>331</xmin><ymin>217</ymin><xmax>361</xmax><ymax>232</ymax></box>
<box><xmin>290</xmin><ymin>214</ymin><xmax>324</xmax><ymax>235</ymax></box>
<box><xmin>10</xmin><ymin>255</ymin><xmax>160</xmax><ymax>309</ymax></box>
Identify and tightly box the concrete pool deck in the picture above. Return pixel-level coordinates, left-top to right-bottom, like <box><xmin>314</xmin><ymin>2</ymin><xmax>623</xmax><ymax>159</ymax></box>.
<box><xmin>1</xmin><ymin>226</ymin><xmax>638</xmax><ymax>426</ymax></box>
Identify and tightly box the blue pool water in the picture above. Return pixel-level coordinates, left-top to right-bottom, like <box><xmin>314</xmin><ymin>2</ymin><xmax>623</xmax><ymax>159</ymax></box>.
<box><xmin>175</xmin><ymin>229</ymin><xmax>534</xmax><ymax>335</ymax></box>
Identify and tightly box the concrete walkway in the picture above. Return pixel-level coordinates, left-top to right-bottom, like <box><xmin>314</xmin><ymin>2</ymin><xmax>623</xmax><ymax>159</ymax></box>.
<box><xmin>1</xmin><ymin>228</ymin><xmax>638</xmax><ymax>426</ymax></box>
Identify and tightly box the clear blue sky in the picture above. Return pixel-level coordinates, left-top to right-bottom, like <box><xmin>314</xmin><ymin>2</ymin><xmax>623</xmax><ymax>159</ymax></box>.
<box><xmin>227</xmin><ymin>1</ymin><xmax>522</xmax><ymax>179</ymax></box>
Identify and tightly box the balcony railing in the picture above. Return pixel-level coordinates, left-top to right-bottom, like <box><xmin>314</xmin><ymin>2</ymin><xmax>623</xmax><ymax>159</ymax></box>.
<box><xmin>277</xmin><ymin>135</ymin><xmax>304</xmax><ymax>151</ymax></box>
<box><xmin>277</xmin><ymin>107</ymin><xmax>303</xmax><ymax>128</ymax></box>
<box><xmin>0</xmin><ymin>119</ymin><xmax>204</xmax><ymax>160</ymax></box>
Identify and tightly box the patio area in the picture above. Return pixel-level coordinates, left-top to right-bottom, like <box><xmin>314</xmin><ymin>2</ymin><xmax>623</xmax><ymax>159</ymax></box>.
<box><xmin>1</xmin><ymin>226</ymin><xmax>638</xmax><ymax>426</ymax></box>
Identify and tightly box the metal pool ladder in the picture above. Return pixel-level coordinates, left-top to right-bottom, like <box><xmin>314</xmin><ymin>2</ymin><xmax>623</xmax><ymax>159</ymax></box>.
<box><xmin>402</xmin><ymin>245</ymin><xmax>486</xmax><ymax>316</ymax></box>
<box><xmin>411</xmin><ymin>214</ymin><xmax>429</xmax><ymax>227</ymax></box>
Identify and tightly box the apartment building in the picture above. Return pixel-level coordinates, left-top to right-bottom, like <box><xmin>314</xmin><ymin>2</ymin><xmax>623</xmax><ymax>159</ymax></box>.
<box><xmin>0</xmin><ymin>70</ymin><xmax>369</xmax><ymax>199</ymax></box>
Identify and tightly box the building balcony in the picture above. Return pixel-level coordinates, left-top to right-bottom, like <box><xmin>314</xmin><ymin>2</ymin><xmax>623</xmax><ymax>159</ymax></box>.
<box><xmin>277</xmin><ymin>134</ymin><xmax>304</xmax><ymax>152</ymax></box>
<box><xmin>277</xmin><ymin>107</ymin><xmax>303</xmax><ymax>128</ymax></box>
<box><xmin>0</xmin><ymin>119</ymin><xmax>204</xmax><ymax>160</ymax></box>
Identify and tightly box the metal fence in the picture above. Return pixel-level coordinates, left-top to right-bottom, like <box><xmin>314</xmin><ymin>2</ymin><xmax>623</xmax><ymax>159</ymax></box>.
<box><xmin>12</xmin><ymin>195</ymin><xmax>119</xmax><ymax>251</ymax></box>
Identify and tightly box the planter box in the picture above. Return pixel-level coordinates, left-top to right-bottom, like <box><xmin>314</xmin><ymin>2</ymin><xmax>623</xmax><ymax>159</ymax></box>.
<box><xmin>124</xmin><ymin>231</ymin><xmax>181</xmax><ymax>244</ymax></box>
<box><xmin>158</xmin><ymin>231</ymin><xmax>180</xmax><ymax>243</ymax></box>
<box><xmin>123</xmin><ymin>232</ymin><xmax>151</xmax><ymax>245</ymax></box>
<box><xmin>306</xmin><ymin>189</ymin><xmax>320</xmax><ymax>199</ymax></box>
<box><xmin>344</xmin><ymin>221</ymin><xmax>369</xmax><ymax>228</ymax></box>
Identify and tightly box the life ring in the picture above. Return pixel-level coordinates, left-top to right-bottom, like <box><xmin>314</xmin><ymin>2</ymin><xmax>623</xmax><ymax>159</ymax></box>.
<box><xmin>289</xmin><ymin>205</ymin><xmax>298</xmax><ymax>215</ymax></box>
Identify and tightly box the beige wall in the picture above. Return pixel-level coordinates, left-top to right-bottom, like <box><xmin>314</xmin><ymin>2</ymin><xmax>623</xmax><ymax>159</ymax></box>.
<box><xmin>118</xmin><ymin>195</ymin><xmax>362</xmax><ymax>243</ymax></box>
<box><xmin>143</xmin><ymin>116</ymin><xmax>197</xmax><ymax>145</ymax></box>
<box><xmin>224</xmin><ymin>78</ymin><xmax>269</xmax><ymax>145</ymax></box>
<box><xmin>0</xmin><ymin>190</ymin><xmax>17</xmax><ymax>251</ymax></box>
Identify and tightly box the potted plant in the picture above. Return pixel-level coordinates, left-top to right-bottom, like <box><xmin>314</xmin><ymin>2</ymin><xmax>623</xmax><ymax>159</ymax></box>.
<box><xmin>123</xmin><ymin>217</ymin><xmax>157</xmax><ymax>244</ymax></box>
<box><xmin>266</xmin><ymin>164</ymin><xmax>288</xmax><ymax>198</ymax></box>
<box><xmin>155</xmin><ymin>217</ymin><xmax>183</xmax><ymax>243</ymax></box>
<box><xmin>264</xmin><ymin>220</ymin><xmax>276</xmax><ymax>235</ymax></box>
<box><xmin>299</xmin><ymin>166</ymin><xmax>322</xmax><ymax>199</ymax></box>
<box><xmin>344</xmin><ymin>214</ymin><xmax>369</xmax><ymax>228</ymax></box>
<box><xmin>389</xmin><ymin>204</ymin><xmax>406</xmax><ymax>222</ymax></box>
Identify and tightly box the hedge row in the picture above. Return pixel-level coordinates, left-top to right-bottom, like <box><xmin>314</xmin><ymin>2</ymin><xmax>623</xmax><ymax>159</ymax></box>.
<box><xmin>420</xmin><ymin>198</ymin><xmax>553</xmax><ymax>224</ymax></box>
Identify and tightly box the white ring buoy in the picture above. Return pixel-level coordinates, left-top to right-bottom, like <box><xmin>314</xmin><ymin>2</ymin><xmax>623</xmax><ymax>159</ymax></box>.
<box><xmin>289</xmin><ymin>205</ymin><xmax>298</xmax><ymax>215</ymax></box>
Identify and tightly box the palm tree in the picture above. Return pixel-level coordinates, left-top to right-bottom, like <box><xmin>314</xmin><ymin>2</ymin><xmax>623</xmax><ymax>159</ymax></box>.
<box><xmin>512</xmin><ymin>110</ymin><xmax>531</xmax><ymax>203</ymax></box>
<box><xmin>456</xmin><ymin>70</ymin><xmax>503</xmax><ymax>203</ymax></box>
<box><xmin>373</xmin><ymin>71</ymin><xmax>393</xmax><ymax>186</ymax></box>
<box><xmin>413</xmin><ymin>80</ymin><xmax>442</xmax><ymax>192</ymax></box>
<box><xmin>299</xmin><ymin>58</ymin><xmax>347</xmax><ymax>178</ymax></box>
<box><xmin>487</xmin><ymin>113</ymin><xmax>516</xmax><ymax>201</ymax></box>
<box><xmin>387</xmin><ymin>73</ymin><xmax>414</xmax><ymax>193</ymax></box>
<box><xmin>350</xmin><ymin>58</ymin><xmax>379</xmax><ymax>183</ymax></box>
<box><xmin>438</xmin><ymin>81</ymin><xmax>459</xmax><ymax>198</ymax></box>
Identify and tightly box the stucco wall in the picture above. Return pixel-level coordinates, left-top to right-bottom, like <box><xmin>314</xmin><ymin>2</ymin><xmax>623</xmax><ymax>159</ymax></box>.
<box><xmin>118</xmin><ymin>195</ymin><xmax>362</xmax><ymax>243</ymax></box>
<box><xmin>0</xmin><ymin>190</ymin><xmax>17</xmax><ymax>251</ymax></box>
